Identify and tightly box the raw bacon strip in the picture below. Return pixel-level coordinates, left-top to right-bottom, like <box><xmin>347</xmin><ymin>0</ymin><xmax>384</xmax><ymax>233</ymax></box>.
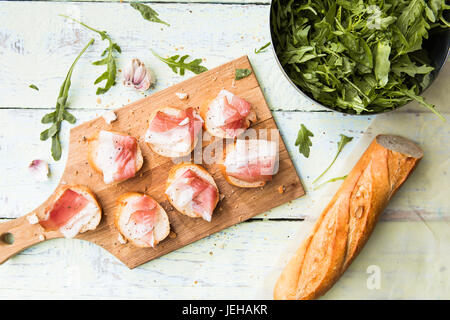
<box><xmin>127</xmin><ymin>196</ymin><xmax>158</xmax><ymax>247</ymax></box>
<box><xmin>40</xmin><ymin>189</ymin><xmax>89</xmax><ymax>230</ymax></box>
<box><xmin>225</xmin><ymin>140</ymin><xmax>277</xmax><ymax>183</ymax></box>
<box><xmin>149</xmin><ymin>111</ymin><xmax>184</xmax><ymax>132</ymax></box>
<box><xmin>146</xmin><ymin>107</ymin><xmax>203</xmax><ymax>151</ymax></box>
<box><xmin>112</xmin><ymin>134</ymin><xmax>138</xmax><ymax>182</ymax></box>
<box><xmin>219</xmin><ymin>91</ymin><xmax>252</xmax><ymax>137</ymax></box>
<box><xmin>96</xmin><ymin>131</ymin><xmax>138</xmax><ymax>184</ymax></box>
<box><xmin>173</xmin><ymin>169</ymin><xmax>218</xmax><ymax>221</ymax></box>
<box><xmin>192</xmin><ymin>184</ymin><xmax>218</xmax><ymax>222</ymax></box>
<box><xmin>227</xmin><ymin>161</ymin><xmax>275</xmax><ymax>182</ymax></box>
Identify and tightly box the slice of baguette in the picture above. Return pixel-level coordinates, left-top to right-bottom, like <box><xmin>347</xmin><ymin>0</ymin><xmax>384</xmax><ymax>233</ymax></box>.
<box><xmin>165</xmin><ymin>163</ymin><xmax>219</xmax><ymax>219</ymax></box>
<box><xmin>41</xmin><ymin>185</ymin><xmax>102</xmax><ymax>238</ymax></box>
<box><xmin>88</xmin><ymin>130</ymin><xmax>143</xmax><ymax>184</ymax></box>
<box><xmin>114</xmin><ymin>192</ymin><xmax>170</xmax><ymax>248</ymax></box>
<box><xmin>200</xmin><ymin>94</ymin><xmax>257</xmax><ymax>139</ymax></box>
<box><xmin>219</xmin><ymin>142</ymin><xmax>266</xmax><ymax>188</ymax></box>
<box><xmin>145</xmin><ymin>107</ymin><xmax>201</xmax><ymax>158</ymax></box>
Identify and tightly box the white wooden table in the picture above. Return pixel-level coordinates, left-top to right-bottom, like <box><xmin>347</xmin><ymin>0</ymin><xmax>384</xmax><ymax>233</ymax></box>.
<box><xmin>0</xmin><ymin>1</ymin><xmax>448</xmax><ymax>299</ymax></box>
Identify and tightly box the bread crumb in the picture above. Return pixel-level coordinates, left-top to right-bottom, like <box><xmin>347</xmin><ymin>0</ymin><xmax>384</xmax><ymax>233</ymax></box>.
<box><xmin>169</xmin><ymin>231</ymin><xmax>177</xmax><ymax>239</ymax></box>
<box><xmin>278</xmin><ymin>185</ymin><xmax>285</xmax><ymax>194</ymax></box>
<box><xmin>117</xmin><ymin>233</ymin><xmax>127</xmax><ymax>244</ymax></box>
<box><xmin>102</xmin><ymin>110</ymin><xmax>117</xmax><ymax>124</ymax></box>
<box><xmin>26</xmin><ymin>214</ymin><xmax>39</xmax><ymax>225</ymax></box>
<box><xmin>175</xmin><ymin>92</ymin><xmax>188</xmax><ymax>100</ymax></box>
<box><xmin>96</xmin><ymin>97</ymin><xmax>101</xmax><ymax>104</ymax></box>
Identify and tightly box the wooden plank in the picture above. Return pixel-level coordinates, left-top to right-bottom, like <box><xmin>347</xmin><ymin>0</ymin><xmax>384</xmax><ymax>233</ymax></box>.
<box><xmin>0</xmin><ymin>108</ymin><xmax>369</xmax><ymax>220</ymax></box>
<box><xmin>0</xmin><ymin>219</ymin><xmax>448</xmax><ymax>299</ymax></box>
<box><xmin>32</xmin><ymin>0</ymin><xmax>271</xmax><ymax>4</ymax></box>
<box><xmin>0</xmin><ymin>1</ymin><xmax>315</xmax><ymax>112</ymax></box>
<box><xmin>0</xmin><ymin>56</ymin><xmax>304</xmax><ymax>268</ymax></box>
<box><xmin>3</xmin><ymin>108</ymin><xmax>449</xmax><ymax>221</ymax></box>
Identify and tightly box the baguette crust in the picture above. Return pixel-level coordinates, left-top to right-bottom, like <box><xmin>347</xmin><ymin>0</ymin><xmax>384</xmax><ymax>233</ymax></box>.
<box><xmin>274</xmin><ymin>134</ymin><xmax>423</xmax><ymax>300</ymax></box>
<box><xmin>88</xmin><ymin>130</ymin><xmax>143</xmax><ymax>184</ymax></box>
<box><xmin>166</xmin><ymin>163</ymin><xmax>219</xmax><ymax>219</ymax></box>
<box><xmin>114</xmin><ymin>192</ymin><xmax>170</xmax><ymax>248</ymax></box>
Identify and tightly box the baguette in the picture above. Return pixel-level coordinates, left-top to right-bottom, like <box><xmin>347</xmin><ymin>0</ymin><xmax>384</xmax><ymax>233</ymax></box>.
<box><xmin>88</xmin><ymin>130</ymin><xmax>143</xmax><ymax>184</ymax></box>
<box><xmin>274</xmin><ymin>134</ymin><xmax>423</xmax><ymax>300</ymax></box>
<box><xmin>114</xmin><ymin>192</ymin><xmax>170</xmax><ymax>248</ymax></box>
<box><xmin>40</xmin><ymin>185</ymin><xmax>102</xmax><ymax>239</ymax></box>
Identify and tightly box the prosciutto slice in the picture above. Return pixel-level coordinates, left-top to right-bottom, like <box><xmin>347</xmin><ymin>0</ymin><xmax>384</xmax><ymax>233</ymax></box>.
<box><xmin>225</xmin><ymin>140</ymin><xmax>278</xmax><ymax>182</ymax></box>
<box><xmin>126</xmin><ymin>195</ymin><xmax>158</xmax><ymax>247</ymax></box>
<box><xmin>145</xmin><ymin>107</ymin><xmax>203</xmax><ymax>154</ymax></box>
<box><xmin>40</xmin><ymin>189</ymin><xmax>89</xmax><ymax>230</ymax></box>
<box><xmin>218</xmin><ymin>90</ymin><xmax>251</xmax><ymax>137</ymax></box>
<box><xmin>166</xmin><ymin>169</ymin><xmax>218</xmax><ymax>222</ymax></box>
<box><xmin>96</xmin><ymin>131</ymin><xmax>138</xmax><ymax>184</ymax></box>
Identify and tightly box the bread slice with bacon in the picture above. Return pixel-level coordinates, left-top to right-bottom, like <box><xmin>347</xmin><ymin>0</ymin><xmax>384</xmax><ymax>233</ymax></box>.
<box><xmin>200</xmin><ymin>89</ymin><xmax>256</xmax><ymax>139</ymax></box>
<box><xmin>88</xmin><ymin>130</ymin><xmax>144</xmax><ymax>184</ymax></box>
<box><xmin>39</xmin><ymin>185</ymin><xmax>102</xmax><ymax>238</ymax></box>
<box><xmin>220</xmin><ymin>139</ymin><xmax>278</xmax><ymax>188</ymax></box>
<box><xmin>114</xmin><ymin>192</ymin><xmax>170</xmax><ymax>248</ymax></box>
<box><xmin>165</xmin><ymin>163</ymin><xmax>219</xmax><ymax>222</ymax></box>
<box><xmin>144</xmin><ymin>106</ymin><xmax>203</xmax><ymax>158</ymax></box>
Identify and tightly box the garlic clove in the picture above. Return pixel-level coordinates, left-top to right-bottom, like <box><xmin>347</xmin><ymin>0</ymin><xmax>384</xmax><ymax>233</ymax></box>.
<box><xmin>29</xmin><ymin>159</ymin><xmax>50</xmax><ymax>182</ymax></box>
<box><xmin>123</xmin><ymin>58</ymin><xmax>153</xmax><ymax>91</ymax></box>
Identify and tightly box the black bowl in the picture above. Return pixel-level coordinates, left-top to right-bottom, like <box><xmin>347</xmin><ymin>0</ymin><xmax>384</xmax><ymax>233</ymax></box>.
<box><xmin>269</xmin><ymin>2</ymin><xmax>450</xmax><ymax>115</ymax></box>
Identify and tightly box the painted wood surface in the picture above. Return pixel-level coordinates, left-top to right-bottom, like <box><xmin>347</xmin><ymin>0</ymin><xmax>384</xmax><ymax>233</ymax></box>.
<box><xmin>0</xmin><ymin>0</ymin><xmax>448</xmax><ymax>299</ymax></box>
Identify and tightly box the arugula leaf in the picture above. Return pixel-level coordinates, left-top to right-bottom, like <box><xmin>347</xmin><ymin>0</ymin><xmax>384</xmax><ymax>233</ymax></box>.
<box><xmin>60</xmin><ymin>15</ymin><xmax>121</xmax><ymax>95</ymax></box>
<box><xmin>255</xmin><ymin>42</ymin><xmax>271</xmax><ymax>54</ymax></box>
<box><xmin>313</xmin><ymin>134</ymin><xmax>353</xmax><ymax>184</ymax></box>
<box><xmin>29</xmin><ymin>84</ymin><xmax>39</xmax><ymax>91</ymax></box>
<box><xmin>295</xmin><ymin>124</ymin><xmax>314</xmax><ymax>158</ymax></box>
<box><xmin>235</xmin><ymin>68</ymin><xmax>252</xmax><ymax>80</ymax></box>
<box><xmin>313</xmin><ymin>175</ymin><xmax>347</xmax><ymax>191</ymax></box>
<box><xmin>40</xmin><ymin>39</ymin><xmax>94</xmax><ymax>161</ymax></box>
<box><xmin>152</xmin><ymin>50</ymin><xmax>207</xmax><ymax>76</ymax></box>
<box><xmin>130</xmin><ymin>2</ymin><xmax>170</xmax><ymax>27</ymax></box>
<box><xmin>271</xmin><ymin>0</ymin><xmax>448</xmax><ymax>118</ymax></box>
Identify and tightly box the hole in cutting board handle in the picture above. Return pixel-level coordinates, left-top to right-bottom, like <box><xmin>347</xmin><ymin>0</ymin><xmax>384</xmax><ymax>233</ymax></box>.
<box><xmin>1</xmin><ymin>232</ymin><xmax>14</xmax><ymax>245</ymax></box>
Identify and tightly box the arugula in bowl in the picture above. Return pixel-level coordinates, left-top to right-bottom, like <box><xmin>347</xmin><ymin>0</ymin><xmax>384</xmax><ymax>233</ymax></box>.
<box><xmin>271</xmin><ymin>0</ymin><xmax>449</xmax><ymax>119</ymax></box>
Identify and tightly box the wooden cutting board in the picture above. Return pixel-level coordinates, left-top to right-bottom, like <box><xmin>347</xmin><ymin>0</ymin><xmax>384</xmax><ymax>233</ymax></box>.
<box><xmin>0</xmin><ymin>56</ymin><xmax>305</xmax><ymax>269</ymax></box>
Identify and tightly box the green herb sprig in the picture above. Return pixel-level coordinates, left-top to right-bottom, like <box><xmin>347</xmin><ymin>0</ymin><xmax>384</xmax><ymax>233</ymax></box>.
<box><xmin>130</xmin><ymin>2</ymin><xmax>170</xmax><ymax>26</ymax></box>
<box><xmin>295</xmin><ymin>124</ymin><xmax>314</xmax><ymax>158</ymax></box>
<box><xmin>235</xmin><ymin>68</ymin><xmax>252</xmax><ymax>80</ymax></box>
<box><xmin>313</xmin><ymin>135</ymin><xmax>353</xmax><ymax>184</ymax></box>
<box><xmin>271</xmin><ymin>0</ymin><xmax>449</xmax><ymax>119</ymax></box>
<box><xmin>40</xmin><ymin>39</ymin><xmax>94</xmax><ymax>161</ymax></box>
<box><xmin>152</xmin><ymin>50</ymin><xmax>207</xmax><ymax>75</ymax></box>
<box><xmin>29</xmin><ymin>84</ymin><xmax>39</xmax><ymax>91</ymax></box>
<box><xmin>255</xmin><ymin>42</ymin><xmax>271</xmax><ymax>54</ymax></box>
<box><xmin>313</xmin><ymin>175</ymin><xmax>348</xmax><ymax>191</ymax></box>
<box><xmin>60</xmin><ymin>15</ymin><xmax>121</xmax><ymax>95</ymax></box>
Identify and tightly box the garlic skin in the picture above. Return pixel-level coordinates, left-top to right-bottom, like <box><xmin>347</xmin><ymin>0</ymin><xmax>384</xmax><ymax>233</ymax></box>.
<box><xmin>123</xmin><ymin>58</ymin><xmax>153</xmax><ymax>91</ymax></box>
<box><xmin>29</xmin><ymin>160</ymin><xmax>50</xmax><ymax>181</ymax></box>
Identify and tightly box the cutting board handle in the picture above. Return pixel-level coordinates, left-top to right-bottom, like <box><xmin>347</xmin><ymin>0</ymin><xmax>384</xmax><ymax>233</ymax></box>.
<box><xmin>0</xmin><ymin>213</ymin><xmax>51</xmax><ymax>265</ymax></box>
